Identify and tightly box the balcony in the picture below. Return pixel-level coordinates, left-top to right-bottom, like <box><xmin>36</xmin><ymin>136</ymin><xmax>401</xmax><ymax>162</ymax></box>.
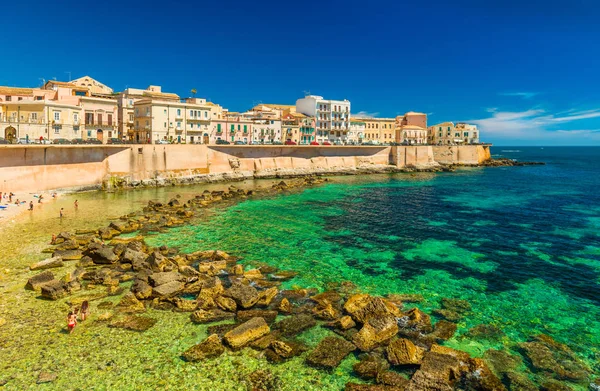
<box><xmin>188</xmin><ymin>116</ymin><xmax>209</xmax><ymax>121</ymax></box>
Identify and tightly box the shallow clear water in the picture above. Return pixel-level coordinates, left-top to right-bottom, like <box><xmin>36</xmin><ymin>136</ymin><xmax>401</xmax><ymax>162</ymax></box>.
<box><xmin>1</xmin><ymin>147</ymin><xmax>599</xmax><ymax>389</ymax></box>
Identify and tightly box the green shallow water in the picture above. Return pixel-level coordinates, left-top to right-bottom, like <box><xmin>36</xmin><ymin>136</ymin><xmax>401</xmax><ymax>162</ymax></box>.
<box><xmin>1</xmin><ymin>147</ymin><xmax>600</xmax><ymax>390</ymax></box>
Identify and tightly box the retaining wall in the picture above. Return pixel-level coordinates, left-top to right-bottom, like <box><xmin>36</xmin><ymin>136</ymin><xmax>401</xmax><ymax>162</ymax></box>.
<box><xmin>0</xmin><ymin>144</ymin><xmax>491</xmax><ymax>193</ymax></box>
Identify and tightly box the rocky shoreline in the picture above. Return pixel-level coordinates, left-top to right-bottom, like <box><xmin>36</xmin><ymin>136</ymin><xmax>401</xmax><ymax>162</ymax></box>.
<box><xmin>23</xmin><ymin>175</ymin><xmax>591</xmax><ymax>391</ymax></box>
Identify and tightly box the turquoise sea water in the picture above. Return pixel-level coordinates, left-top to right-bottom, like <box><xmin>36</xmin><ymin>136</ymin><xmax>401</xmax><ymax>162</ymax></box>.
<box><xmin>149</xmin><ymin>147</ymin><xmax>600</xmax><ymax>376</ymax></box>
<box><xmin>1</xmin><ymin>147</ymin><xmax>599</xmax><ymax>389</ymax></box>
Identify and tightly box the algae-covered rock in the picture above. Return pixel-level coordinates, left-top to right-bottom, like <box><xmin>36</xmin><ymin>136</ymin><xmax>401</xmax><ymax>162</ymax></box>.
<box><xmin>353</xmin><ymin>357</ymin><xmax>390</xmax><ymax>379</ymax></box>
<box><xmin>483</xmin><ymin>349</ymin><xmax>522</xmax><ymax>375</ymax></box>
<box><xmin>223</xmin><ymin>317</ymin><xmax>270</xmax><ymax>349</ymax></box>
<box><xmin>431</xmin><ymin>320</ymin><xmax>457</xmax><ymax>341</ymax></box>
<box><xmin>399</xmin><ymin>307</ymin><xmax>433</xmax><ymax>333</ymax></box>
<box><xmin>386</xmin><ymin>338</ymin><xmax>424</xmax><ymax>366</ymax></box>
<box><xmin>30</xmin><ymin>257</ymin><xmax>64</xmax><ymax>271</ymax></box>
<box><xmin>148</xmin><ymin>271</ymin><xmax>183</xmax><ymax>287</ymax></box>
<box><xmin>52</xmin><ymin>249</ymin><xmax>83</xmax><ymax>261</ymax></box>
<box><xmin>344</xmin><ymin>294</ymin><xmax>401</xmax><ymax>324</ymax></box>
<box><xmin>463</xmin><ymin>357</ymin><xmax>507</xmax><ymax>391</ymax></box>
<box><xmin>25</xmin><ymin>271</ymin><xmax>55</xmax><ymax>290</ymax></box>
<box><xmin>36</xmin><ymin>372</ymin><xmax>57</xmax><ymax>384</ymax></box>
<box><xmin>277</xmin><ymin>298</ymin><xmax>292</xmax><ymax>313</ymax></box>
<box><xmin>353</xmin><ymin>314</ymin><xmax>399</xmax><ymax>351</ymax></box>
<box><xmin>182</xmin><ymin>334</ymin><xmax>225</xmax><ymax>362</ymax></box>
<box><xmin>131</xmin><ymin>279</ymin><xmax>153</xmax><ymax>300</ymax></box>
<box><xmin>272</xmin><ymin>313</ymin><xmax>316</xmax><ymax>337</ymax></box>
<box><xmin>190</xmin><ymin>309</ymin><xmax>235</xmax><ymax>324</ymax></box>
<box><xmin>215</xmin><ymin>296</ymin><xmax>237</xmax><ymax>312</ymax></box>
<box><xmin>223</xmin><ymin>282</ymin><xmax>260</xmax><ymax>309</ymax></box>
<box><xmin>257</xmin><ymin>287</ymin><xmax>278</xmax><ymax>307</ymax></box>
<box><xmin>376</xmin><ymin>371</ymin><xmax>409</xmax><ymax>388</ymax></box>
<box><xmin>265</xmin><ymin>340</ymin><xmax>308</xmax><ymax>362</ymax></box>
<box><xmin>108</xmin><ymin>315</ymin><xmax>157</xmax><ymax>331</ymax></box>
<box><xmin>116</xmin><ymin>291</ymin><xmax>146</xmax><ymax>313</ymax></box>
<box><xmin>151</xmin><ymin>280</ymin><xmax>184</xmax><ymax>298</ymax></box>
<box><xmin>246</xmin><ymin>369</ymin><xmax>281</xmax><ymax>391</ymax></box>
<box><xmin>237</xmin><ymin>309</ymin><xmax>278</xmax><ymax>324</ymax></box>
<box><xmin>306</xmin><ymin>336</ymin><xmax>356</xmax><ymax>370</ymax></box>
<box><xmin>465</xmin><ymin>324</ymin><xmax>505</xmax><ymax>342</ymax></box>
<box><xmin>520</xmin><ymin>336</ymin><xmax>590</xmax><ymax>381</ymax></box>
<box><xmin>40</xmin><ymin>280</ymin><xmax>68</xmax><ymax>300</ymax></box>
<box><xmin>502</xmin><ymin>372</ymin><xmax>538</xmax><ymax>391</ymax></box>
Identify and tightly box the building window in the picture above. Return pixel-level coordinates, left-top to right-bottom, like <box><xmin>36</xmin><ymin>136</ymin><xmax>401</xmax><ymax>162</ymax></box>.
<box><xmin>74</xmin><ymin>126</ymin><xmax>80</xmax><ymax>132</ymax></box>
<box><xmin>238</xmin><ymin>125</ymin><xmax>241</xmax><ymax>131</ymax></box>
<box><xmin>190</xmin><ymin>110</ymin><xmax>194</xmax><ymax>117</ymax></box>
<box><xmin>87</xmin><ymin>130</ymin><xmax>91</xmax><ymax>137</ymax></box>
<box><xmin>177</xmin><ymin>109</ymin><xmax>181</xmax><ymax>116</ymax></box>
<box><xmin>54</xmin><ymin>112</ymin><xmax>60</xmax><ymax>121</ymax></box>
<box><xmin>31</xmin><ymin>113</ymin><xmax>38</xmax><ymax>121</ymax></box>
<box><xmin>243</xmin><ymin>125</ymin><xmax>247</xmax><ymax>133</ymax></box>
<box><xmin>98</xmin><ymin>114</ymin><xmax>103</xmax><ymax>125</ymax></box>
<box><xmin>53</xmin><ymin>125</ymin><xmax>60</xmax><ymax>133</ymax></box>
<box><xmin>217</xmin><ymin>124</ymin><xmax>222</xmax><ymax>133</ymax></box>
<box><xmin>204</xmin><ymin>111</ymin><xmax>208</xmax><ymax>119</ymax></box>
<box><xmin>6</xmin><ymin>96</ymin><xmax>11</xmax><ymax>101</ymax></box>
<box><xmin>177</xmin><ymin>121</ymin><xmax>182</xmax><ymax>128</ymax></box>
<box><xmin>107</xmin><ymin>114</ymin><xmax>112</xmax><ymax>125</ymax></box>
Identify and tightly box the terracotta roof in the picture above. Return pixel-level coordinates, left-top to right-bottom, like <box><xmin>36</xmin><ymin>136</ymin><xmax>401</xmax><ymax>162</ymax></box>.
<box><xmin>0</xmin><ymin>86</ymin><xmax>34</xmax><ymax>96</ymax></box>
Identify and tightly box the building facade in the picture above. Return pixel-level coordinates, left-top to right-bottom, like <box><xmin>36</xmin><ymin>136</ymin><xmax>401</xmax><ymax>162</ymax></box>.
<box><xmin>396</xmin><ymin>112</ymin><xmax>428</xmax><ymax>144</ymax></box>
<box><xmin>352</xmin><ymin>117</ymin><xmax>396</xmax><ymax>144</ymax></box>
<box><xmin>428</xmin><ymin>122</ymin><xmax>480</xmax><ymax>144</ymax></box>
<box><xmin>296</xmin><ymin>95</ymin><xmax>350</xmax><ymax>143</ymax></box>
<box><xmin>348</xmin><ymin>120</ymin><xmax>365</xmax><ymax>144</ymax></box>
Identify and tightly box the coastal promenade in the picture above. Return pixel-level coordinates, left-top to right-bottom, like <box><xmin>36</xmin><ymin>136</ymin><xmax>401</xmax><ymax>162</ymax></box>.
<box><xmin>0</xmin><ymin>144</ymin><xmax>491</xmax><ymax>193</ymax></box>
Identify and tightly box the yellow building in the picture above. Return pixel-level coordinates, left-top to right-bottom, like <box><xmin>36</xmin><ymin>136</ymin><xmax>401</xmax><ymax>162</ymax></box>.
<box><xmin>350</xmin><ymin>117</ymin><xmax>396</xmax><ymax>144</ymax></box>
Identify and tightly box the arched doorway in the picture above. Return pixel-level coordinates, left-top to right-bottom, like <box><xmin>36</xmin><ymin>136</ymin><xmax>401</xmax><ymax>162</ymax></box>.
<box><xmin>4</xmin><ymin>126</ymin><xmax>16</xmax><ymax>143</ymax></box>
<box><xmin>203</xmin><ymin>133</ymin><xmax>209</xmax><ymax>144</ymax></box>
<box><xmin>97</xmin><ymin>129</ymin><xmax>103</xmax><ymax>142</ymax></box>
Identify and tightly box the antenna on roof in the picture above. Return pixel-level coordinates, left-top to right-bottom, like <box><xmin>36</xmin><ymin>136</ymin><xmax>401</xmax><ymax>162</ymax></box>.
<box><xmin>65</xmin><ymin>71</ymin><xmax>72</xmax><ymax>82</ymax></box>
<box><xmin>303</xmin><ymin>90</ymin><xmax>311</xmax><ymax>97</ymax></box>
<box><xmin>39</xmin><ymin>78</ymin><xmax>46</xmax><ymax>87</ymax></box>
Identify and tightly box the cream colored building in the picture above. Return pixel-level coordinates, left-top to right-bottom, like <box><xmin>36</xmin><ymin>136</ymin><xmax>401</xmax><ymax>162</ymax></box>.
<box><xmin>395</xmin><ymin>112</ymin><xmax>428</xmax><ymax>144</ymax></box>
<box><xmin>349</xmin><ymin>120</ymin><xmax>365</xmax><ymax>144</ymax></box>
<box><xmin>428</xmin><ymin>122</ymin><xmax>480</xmax><ymax>144</ymax></box>
<box><xmin>70</xmin><ymin>76</ymin><xmax>114</xmax><ymax>95</ymax></box>
<box><xmin>134</xmin><ymin>92</ymin><xmax>219</xmax><ymax>144</ymax></box>
<box><xmin>352</xmin><ymin>117</ymin><xmax>396</xmax><ymax>144</ymax></box>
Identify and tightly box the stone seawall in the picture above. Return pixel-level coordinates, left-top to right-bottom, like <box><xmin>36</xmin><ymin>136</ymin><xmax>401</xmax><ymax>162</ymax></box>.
<box><xmin>0</xmin><ymin>144</ymin><xmax>492</xmax><ymax>193</ymax></box>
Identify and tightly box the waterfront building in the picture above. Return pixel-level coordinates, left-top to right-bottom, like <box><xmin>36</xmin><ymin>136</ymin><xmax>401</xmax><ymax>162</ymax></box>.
<box><xmin>296</xmin><ymin>95</ymin><xmax>350</xmax><ymax>143</ymax></box>
<box><xmin>428</xmin><ymin>122</ymin><xmax>480</xmax><ymax>144</ymax></box>
<box><xmin>133</xmin><ymin>88</ymin><xmax>219</xmax><ymax>144</ymax></box>
<box><xmin>352</xmin><ymin>117</ymin><xmax>396</xmax><ymax>144</ymax></box>
<box><xmin>70</xmin><ymin>76</ymin><xmax>114</xmax><ymax>95</ymax></box>
<box><xmin>281</xmin><ymin>111</ymin><xmax>315</xmax><ymax>144</ymax></box>
<box><xmin>349</xmin><ymin>120</ymin><xmax>365</xmax><ymax>144</ymax></box>
<box><xmin>395</xmin><ymin>112</ymin><xmax>428</xmax><ymax>144</ymax></box>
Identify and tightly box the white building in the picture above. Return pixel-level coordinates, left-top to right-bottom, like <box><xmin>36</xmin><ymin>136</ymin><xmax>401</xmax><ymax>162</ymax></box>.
<box><xmin>455</xmin><ymin>123</ymin><xmax>480</xmax><ymax>144</ymax></box>
<box><xmin>349</xmin><ymin>120</ymin><xmax>365</xmax><ymax>144</ymax></box>
<box><xmin>296</xmin><ymin>95</ymin><xmax>350</xmax><ymax>143</ymax></box>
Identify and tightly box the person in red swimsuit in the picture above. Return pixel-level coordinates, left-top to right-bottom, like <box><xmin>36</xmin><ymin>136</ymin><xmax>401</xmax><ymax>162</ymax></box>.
<box><xmin>67</xmin><ymin>311</ymin><xmax>77</xmax><ymax>334</ymax></box>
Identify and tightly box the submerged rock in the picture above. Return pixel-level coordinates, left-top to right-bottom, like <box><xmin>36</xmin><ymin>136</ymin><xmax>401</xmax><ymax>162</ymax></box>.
<box><xmin>237</xmin><ymin>309</ymin><xmax>278</xmax><ymax>324</ymax></box>
<box><xmin>465</xmin><ymin>324</ymin><xmax>505</xmax><ymax>342</ymax></box>
<box><xmin>108</xmin><ymin>315</ymin><xmax>157</xmax><ymax>331</ymax></box>
<box><xmin>36</xmin><ymin>372</ymin><xmax>57</xmax><ymax>384</ymax></box>
<box><xmin>306</xmin><ymin>336</ymin><xmax>356</xmax><ymax>370</ymax></box>
<box><xmin>265</xmin><ymin>340</ymin><xmax>308</xmax><ymax>362</ymax></box>
<box><xmin>520</xmin><ymin>336</ymin><xmax>590</xmax><ymax>381</ymax></box>
<box><xmin>386</xmin><ymin>338</ymin><xmax>424</xmax><ymax>366</ymax></box>
<box><xmin>353</xmin><ymin>314</ymin><xmax>399</xmax><ymax>351</ymax></box>
<box><xmin>272</xmin><ymin>314</ymin><xmax>316</xmax><ymax>337</ymax></box>
<box><xmin>502</xmin><ymin>372</ymin><xmax>538</xmax><ymax>391</ymax></box>
<box><xmin>223</xmin><ymin>317</ymin><xmax>270</xmax><ymax>349</ymax></box>
<box><xmin>246</xmin><ymin>369</ymin><xmax>281</xmax><ymax>391</ymax></box>
<box><xmin>190</xmin><ymin>309</ymin><xmax>235</xmax><ymax>324</ymax></box>
<box><xmin>353</xmin><ymin>357</ymin><xmax>390</xmax><ymax>379</ymax></box>
<box><xmin>344</xmin><ymin>294</ymin><xmax>401</xmax><ymax>324</ymax></box>
<box><xmin>182</xmin><ymin>334</ymin><xmax>225</xmax><ymax>362</ymax></box>
<box><xmin>116</xmin><ymin>291</ymin><xmax>146</xmax><ymax>313</ymax></box>
<box><xmin>223</xmin><ymin>282</ymin><xmax>260</xmax><ymax>309</ymax></box>
<box><xmin>376</xmin><ymin>371</ymin><xmax>410</xmax><ymax>388</ymax></box>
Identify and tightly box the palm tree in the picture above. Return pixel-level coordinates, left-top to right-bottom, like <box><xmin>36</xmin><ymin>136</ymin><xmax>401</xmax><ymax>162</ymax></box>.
<box><xmin>191</xmin><ymin>88</ymin><xmax>197</xmax><ymax>97</ymax></box>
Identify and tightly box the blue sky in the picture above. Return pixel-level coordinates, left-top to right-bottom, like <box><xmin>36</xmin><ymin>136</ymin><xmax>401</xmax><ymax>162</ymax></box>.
<box><xmin>3</xmin><ymin>0</ymin><xmax>600</xmax><ymax>145</ymax></box>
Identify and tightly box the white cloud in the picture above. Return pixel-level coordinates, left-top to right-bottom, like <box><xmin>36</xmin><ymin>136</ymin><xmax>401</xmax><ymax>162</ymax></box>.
<box><xmin>353</xmin><ymin>111</ymin><xmax>380</xmax><ymax>118</ymax></box>
<box><xmin>499</xmin><ymin>92</ymin><xmax>539</xmax><ymax>99</ymax></box>
<box><xmin>468</xmin><ymin>107</ymin><xmax>600</xmax><ymax>144</ymax></box>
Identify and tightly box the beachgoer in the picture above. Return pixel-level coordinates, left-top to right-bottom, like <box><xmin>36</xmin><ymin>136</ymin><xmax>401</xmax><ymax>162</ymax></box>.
<box><xmin>29</xmin><ymin>201</ymin><xmax>33</xmax><ymax>211</ymax></box>
<box><xmin>74</xmin><ymin>200</ymin><xmax>78</xmax><ymax>209</ymax></box>
<box><xmin>38</xmin><ymin>194</ymin><xmax>43</xmax><ymax>204</ymax></box>
<box><xmin>15</xmin><ymin>199</ymin><xmax>20</xmax><ymax>205</ymax></box>
<box><xmin>80</xmin><ymin>301</ymin><xmax>89</xmax><ymax>321</ymax></box>
<box><xmin>51</xmin><ymin>234</ymin><xmax>56</xmax><ymax>244</ymax></box>
<box><xmin>8</xmin><ymin>193</ymin><xmax>12</xmax><ymax>203</ymax></box>
<box><xmin>67</xmin><ymin>311</ymin><xmax>77</xmax><ymax>334</ymax></box>
<box><xmin>60</xmin><ymin>208</ymin><xmax>64</xmax><ymax>218</ymax></box>
<box><xmin>52</xmin><ymin>193</ymin><xmax>57</xmax><ymax>199</ymax></box>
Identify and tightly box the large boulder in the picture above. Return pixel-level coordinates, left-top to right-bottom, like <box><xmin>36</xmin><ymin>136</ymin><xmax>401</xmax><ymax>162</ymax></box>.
<box><xmin>519</xmin><ymin>337</ymin><xmax>590</xmax><ymax>381</ymax></box>
<box><xmin>353</xmin><ymin>357</ymin><xmax>390</xmax><ymax>379</ymax></box>
<box><xmin>344</xmin><ymin>294</ymin><xmax>401</xmax><ymax>324</ymax></box>
<box><xmin>256</xmin><ymin>287</ymin><xmax>279</xmax><ymax>307</ymax></box>
<box><xmin>108</xmin><ymin>315</ymin><xmax>156</xmax><ymax>332</ymax></box>
<box><xmin>197</xmin><ymin>277</ymin><xmax>224</xmax><ymax>301</ymax></box>
<box><xmin>147</xmin><ymin>251</ymin><xmax>169</xmax><ymax>272</ymax></box>
<box><xmin>398</xmin><ymin>308</ymin><xmax>433</xmax><ymax>333</ymax></box>
<box><xmin>121</xmin><ymin>248</ymin><xmax>149</xmax><ymax>266</ymax></box>
<box><xmin>306</xmin><ymin>336</ymin><xmax>356</xmax><ymax>370</ymax></box>
<box><xmin>223</xmin><ymin>317</ymin><xmax>270</xmax><ymax>349</ymax></box>
<box><xmin>386</xmin><ymin>338</ymin><xmax>424</xmax><ymax>366</ymax></box>
<box><xmin>353</xmin><ymin>314</ymin><xmax>399</xmax><ymax>351</ymax></box>
<box><xmin>131</xmin><ymin>279</ymin><xmax>153</xmax><ymax>300</ymax></box>
<box><xmin>87</xmin><ymin>245</ymin><xmax>119</xmax><ymax>264</ymax></box>
<box><xmin>148</xmin><ymin>271</ymin><xmax>184</xmax><ymax>287</ymax></box>
<box><xmin>223</xmin><ymin>282</ymin><xmax>260</xmax><ymax>309</ymax></box>
<box><xmin>215</xmin><ymin>296</ymin><xmax>237</xmax><ymax>312</ymax></box>
<box><xmin>30</xmin><ymin>257</ymin><xmax>64</xmax><ymax>271</ymax></box>
<box><xmin>152</xmin><ymin>281</ymin><xmax>184</xmax><ymax>298</ymax></box>
<box><xmin>198</xmin><ymin>260</ymin><xmax>228</xmax><ymax>274</ymax></box>
<box><xmin>265</xmin><ymin>340</ymin><xmax>308</xmax><ymax>363</ymax></box>
<box><xmin>40</xmin><ymin>280</ymin><xmax>68</xmax><ymax>300</ymax></box>
<box><xmin>181</xmin><ymin>334</ymin><xmax>225</xmax><ymax>362</ymax></box>
<box><xmin>25</xmin><ymin>271</ymin><xmax>55</xmax><ymax>290</ymax></box>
